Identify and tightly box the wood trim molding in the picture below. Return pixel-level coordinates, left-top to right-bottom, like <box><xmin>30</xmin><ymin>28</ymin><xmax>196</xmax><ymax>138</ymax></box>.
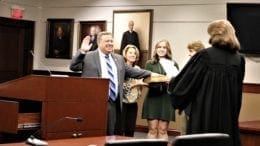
<box><xmin>239</xmin><ymin>121</ymin><xmax>260</xmax><ymax>134</ymax></box>
<box><xmin>243</xmin><ymin>83</ymin><xmax>260</xmax><ymax>94</ymax></box>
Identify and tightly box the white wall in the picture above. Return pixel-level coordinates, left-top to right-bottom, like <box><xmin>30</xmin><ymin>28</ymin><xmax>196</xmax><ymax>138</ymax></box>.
<box><xmin>1</xmin><ymin>0</ymin><xmax>260</xmax><ymax>83</ymax></box>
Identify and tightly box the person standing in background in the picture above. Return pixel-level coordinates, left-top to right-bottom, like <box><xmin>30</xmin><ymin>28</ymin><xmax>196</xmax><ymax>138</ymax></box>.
<box><xmin>182</xmin><ymin>40</ymin><xmax>206</xmax><ymax>133</ymax></box>
<box><xmin>120</xmin><ymin>20</ymin><xmax>140</xmax><ymax>54</ymax></box>
<box><xmin>121</xmin><ymin>44</ymin><xmax>147</xmax><ymax>137</ymax></box>
<box><xmin>142</xmin><ymin>39</ymin><xmax>179</xmax><ymax>140</ymax></box>
<box><xmin>168</xmin><ymin>19</ymin><xmax>245</xmax><ymax>146</ymax></box>
<box><xmin>184</xmin><ymin>40</ymin><xmax>205</xmax><ymax>115</ymax></box>
<box><xmin>187</xmin><ymin>40</ymin><xmax>205</xmax><ymax>57</ymax></box>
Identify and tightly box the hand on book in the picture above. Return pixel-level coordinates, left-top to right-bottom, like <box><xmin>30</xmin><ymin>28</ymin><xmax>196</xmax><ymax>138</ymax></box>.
<box><xmin>144</xmin><ymin>73</ymin><xmax>170</xmax><ymax>83</ymax></box>
<box><xmin>129</xmin><ymin>79</ymin><xmax>148</xmax><ymax>89</ymax></box>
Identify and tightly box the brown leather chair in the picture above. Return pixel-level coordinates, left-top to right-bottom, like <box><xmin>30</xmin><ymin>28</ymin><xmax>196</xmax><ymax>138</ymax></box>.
<box><xmin>172</xmin><ymin>133</ymin><xmax>230</xmax><ymax>146</ymax></box>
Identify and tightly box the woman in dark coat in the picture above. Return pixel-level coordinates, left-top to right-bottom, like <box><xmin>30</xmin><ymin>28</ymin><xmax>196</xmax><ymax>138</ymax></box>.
<box><xmin>168</xmin><ymin>19</ymin><xmax>245</xmax><ymax>146</ymax></box>
<box><xmin>142</xmin><ymin>39</ymin><xmax>179</xmax><ymax>140</ymax></box>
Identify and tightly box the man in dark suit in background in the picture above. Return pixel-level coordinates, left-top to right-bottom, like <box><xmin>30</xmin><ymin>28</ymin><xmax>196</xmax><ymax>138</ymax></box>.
<box><xmin>70</xmin><ymin>31</ymin><xmax>155</xmax><ymax>135</ymax></box>
<box><xmin>51</xmin><ymin>26</ymin><xmax>70</xmax><ymax>58</ymax></box>
<box><xmin>120</xmin><ymin>20</ymin><xmax>140</xmax><ymax>54</ymax></box>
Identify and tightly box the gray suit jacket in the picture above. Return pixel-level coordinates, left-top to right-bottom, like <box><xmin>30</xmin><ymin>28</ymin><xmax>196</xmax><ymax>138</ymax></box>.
<box><xmin>70</xmin><ymin>49</ymin><xmax>151</xmax><ymax>107</ymax></box>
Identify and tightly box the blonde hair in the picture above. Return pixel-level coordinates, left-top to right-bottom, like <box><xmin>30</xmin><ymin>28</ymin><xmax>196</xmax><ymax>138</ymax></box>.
<box><xmin>208</xmin><ymin>19</ymin><xmax>240</xmax><ymax>50</ymax></box>
<box><xmin>152</xmin><ymin>39</ymin><xmax>172</xmax><ymax>64</ymax></box>
<box><xmin>122</xmin><ymin>44</ymin><xmax>140</xmax><ymax>64</ymax></box>
<box><xmin>187</xmin><ymin>40</ymin><xmax>205</xmax><ymax>52</ymax></box>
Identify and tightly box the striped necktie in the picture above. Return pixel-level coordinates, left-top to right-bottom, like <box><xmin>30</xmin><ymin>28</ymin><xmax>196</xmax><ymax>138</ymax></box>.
<box><xmin>105</xmin><ymin>55</ymin><xmax>117</xmax><ymax>101</ymax></box>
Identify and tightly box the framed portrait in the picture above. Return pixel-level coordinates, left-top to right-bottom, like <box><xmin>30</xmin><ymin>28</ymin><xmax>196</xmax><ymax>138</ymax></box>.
<box><xmin>79</xmin><ymin>21</ymin><xmax>106</xmax><ymax>51</ymax></box>
<box><xmin>46</xmin><ymin>19</ymin><xmax>74</xmax><ymax>59</ymax></box>
<box><xmin>113</xmin><ymin>9</ymin><xmax>153</xmax><ymax>67</ymax></box>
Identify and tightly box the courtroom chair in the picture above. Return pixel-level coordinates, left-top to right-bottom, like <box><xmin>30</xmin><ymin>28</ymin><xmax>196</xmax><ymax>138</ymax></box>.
<box><xmin>172</xmin><ymin>133</ymin><xmax>230</xmax><ymax>146</ymax></box>
<box><xmin>105</xmin><ymin>138</ymin><xmax>168</xmax><ymax>146</ymax></box>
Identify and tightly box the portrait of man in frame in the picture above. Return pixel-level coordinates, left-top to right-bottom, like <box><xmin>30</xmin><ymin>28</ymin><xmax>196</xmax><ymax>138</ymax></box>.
<box><xmin>79</xmin><ymin>21</ymin><xmax>106</xmax><ymax>51</ymax></box>
<box><xmin>46</xmin><ymin>19</ymin><xmax>74</xmax><ymax>59</ymax></box>
<box><xmin>113</xmin><ymin>9</ymin><xmax>153</xmax><ymax>67</ymax></box>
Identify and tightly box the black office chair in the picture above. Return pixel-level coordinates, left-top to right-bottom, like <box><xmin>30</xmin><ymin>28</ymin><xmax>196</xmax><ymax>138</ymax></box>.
<box><xmin>172</xmin><ymin>133</ymin><xmax>230</xmax><ymax>146</ymax></box>
<box><xmin>105</xmin><ymin>138</ymin><xmax>168</xmax><ymax>146</ymax></box>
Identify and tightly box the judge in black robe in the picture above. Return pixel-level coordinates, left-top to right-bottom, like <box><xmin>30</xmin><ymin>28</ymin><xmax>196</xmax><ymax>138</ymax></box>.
<box><xmin>120</xmin><ymin>20</ymin><xmax>140</xmax><ymax>54</ymax></box>
<box><xmin>168</xmin><ymin>19</ymin><xmax>245</xmax><ymax>146</ymax></box>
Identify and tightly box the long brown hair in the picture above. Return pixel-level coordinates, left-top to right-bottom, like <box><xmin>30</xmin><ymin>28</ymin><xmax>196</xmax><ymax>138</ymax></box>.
<box><xmin>151</xmin><ymin>39</ymin><xmax>173</xmax><ymax>64</ymax></box>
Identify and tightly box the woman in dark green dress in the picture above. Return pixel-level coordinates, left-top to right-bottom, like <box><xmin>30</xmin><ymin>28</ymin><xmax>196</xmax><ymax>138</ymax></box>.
<box><xmin>142</xmin><ymin>39</ymin><xmax>179</xmax><ymax>140</ymax></box>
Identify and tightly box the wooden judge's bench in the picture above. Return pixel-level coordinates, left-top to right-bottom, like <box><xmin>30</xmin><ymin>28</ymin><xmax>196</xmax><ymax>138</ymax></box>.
<box><xmin>0</xmin><ymin>75</ymin><xmax>109</xmax><ymax>142</ymax></box>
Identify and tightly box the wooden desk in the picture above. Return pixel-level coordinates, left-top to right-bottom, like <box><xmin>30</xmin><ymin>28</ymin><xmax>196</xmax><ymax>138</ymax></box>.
<box><xmin>0</xmin><ymin>75</ymin><xmax>109</xmax><ymax>139</ymax></box>
<box><xmin>0</xmin><ymin>136</ymin><xmax>130</xmax><ymax>146</ymax></box>
<box><xmin>239</xmin><ymin>121</ymin><xmax>260</xmax><ymax>146</ymax></box>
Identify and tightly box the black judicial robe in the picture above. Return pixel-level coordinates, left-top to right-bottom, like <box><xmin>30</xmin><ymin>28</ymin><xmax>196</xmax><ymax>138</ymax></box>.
<box><xmin>168</xmin><ymin>47</ymin><xmax>245</xmax><ymax>146</ymax></box>
<box><xmin>120</xmin><ymin>31</ymin><xmax>140</xmax><ymax>53</ymax></box>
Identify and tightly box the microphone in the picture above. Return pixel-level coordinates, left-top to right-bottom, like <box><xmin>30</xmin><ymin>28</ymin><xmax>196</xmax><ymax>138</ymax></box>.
<box><xmin>25</xmin><ymin>116</ymin><xmax>83</xmax><ymax>146</ymax></box>
<box><xmin>30</xmin><ymin>50</ymin><xmax>53</xmax><ymax>76</ymax></box>
<box><xmin>30</xmin><ymin>50</ymin><xmax>69</xmax><ymax>77</ymax></box>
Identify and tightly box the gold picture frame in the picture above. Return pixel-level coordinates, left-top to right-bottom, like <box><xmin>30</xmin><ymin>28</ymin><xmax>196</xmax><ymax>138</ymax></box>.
<box><xmin>46</xmin><ymin>19</ymin><xmax>74</xmax><ymax>59</ymax></box>
<box><xmin>113</xmin><ymin>9</ymin><xmax>153</xmax><ymax>67</ymax></box>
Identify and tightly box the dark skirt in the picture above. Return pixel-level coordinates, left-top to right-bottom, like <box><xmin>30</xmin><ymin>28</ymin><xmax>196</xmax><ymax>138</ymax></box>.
<box><xmin>142</xmin><ymin>92</ymin><xmax>175</xmax><ymax>121</ymax></box>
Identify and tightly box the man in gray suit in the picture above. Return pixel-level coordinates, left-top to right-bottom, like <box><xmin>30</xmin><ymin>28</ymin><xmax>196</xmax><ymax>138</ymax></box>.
<box><xmin>70</xmin><ymin>31</ymin><xmax>152</xmax><ymax>135</ymax></box>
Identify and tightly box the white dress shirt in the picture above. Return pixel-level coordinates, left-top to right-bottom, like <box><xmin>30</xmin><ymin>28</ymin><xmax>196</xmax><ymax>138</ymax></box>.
<box><xmin>98</xmin><ymin>49</ymin><xmax>119</xmax><ymax>96</ymax></box>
